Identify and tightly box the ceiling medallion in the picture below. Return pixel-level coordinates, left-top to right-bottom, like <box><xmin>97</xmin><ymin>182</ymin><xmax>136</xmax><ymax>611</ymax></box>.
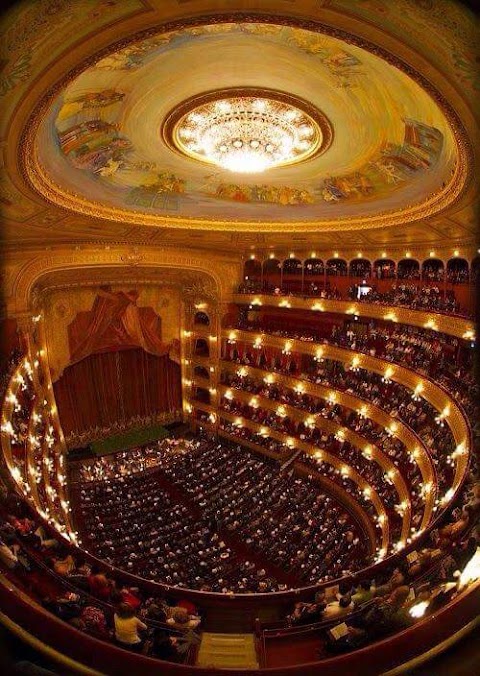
<box><xmin>163</xmin><ymin>88</ymin><xmax>331</xmax><ymax>173</ymax></box>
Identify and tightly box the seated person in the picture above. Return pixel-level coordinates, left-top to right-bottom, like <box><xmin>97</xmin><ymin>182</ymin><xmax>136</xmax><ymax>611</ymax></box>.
<box><xmin>111</xmin><ymin>587</ymin><xmax>142</xmax><ymax>611</ymax></box>
<box><xmin>327</xmin><ymin>585</ymin><xmax>412</xmax><ymax>654</ymax></box>
<box><xmin>114</xmin><ymin>602</ymin><xmax>148</xmax><ymax>650</ymax></box>
<box><xmin>80</xmin><ymin>604</ymin><xmax>110</xmax><ymax>637</ymax></box>
<box><xmin>287</xmin><ymin>599</ymin><xmax>326</xmax><ymax>626</ymax></box>
<box><xmin>43</xmin><ymin>592</ymin><xmax>83</xmax><ymax>622</ymax></box>
<box><xmin>165</xmin><ymin>606</ymin><xmax>201</xmax><ymax>630</ymax></box>
<box><xmin>351</xmin><ymin>579</ymin><xmax>373</xmax><ymax>606</ymax></box>
<box><xmin>358</xmin><ymin>585</ymin><xmax>411</xmax><ymax>638</ymax></box>
<box><xmin>373</xmin><ymin>567</ymin><xmax>406</xmax><ymax>597</ymax></box>
<box><xmin>34</xmin><ymin>525</ymin><xmax>58</xmax><ymax>549</ymax></box>
<box><xmin>322</xmin><ymin>595</ymin><xmax>354</xmax><ymax>621</ymax></box>
<box><xmin>141</xmin><ymin>596</ymin><xmax>168</xmax><ymax>622</ymax></box>
<box><xmin>451</xmin><ymin>536</ymin><xmax>478</xmax><ymax>570</ymax></box>
<box><xmin>51</xmin><ymin>551</ymin><xmax>76</xmax><ymax>576</ymax></box>
<box><xmin>438</xmin><ymin>509</ymin><xmax>469</xmax><ymax>546</ymax></box>
<box><xmin>407</xmin><ymin>549</ymin><xmax>441</xmax><ymax>578</ymax></box>
<box><xmin>88</xmin><ymin>565</ymin><xmax>113</xmax><ymax>599</ymax></box>
<box><xmin>0</xmin><ymin>537</ymin><xmax>18</xmax><ymax>569</ymax></box>
<box><xmin>337</xmin><ymin>579</ymin><xmax>354</xmax><ymax>601</ymax></box>
<box><xmin>150</xmin><ymin>629</ymin><xmax>180</xmax><ymax>661</ymax></box>
<box><xmin>68</xmin><ymin>559</ymin><xmax>91</xmax><ymax>590</ymax></box>
<box><xmin>8</xmin><ymin>515</ymin><xmax>35</xmax><ymax>536</ymax></box>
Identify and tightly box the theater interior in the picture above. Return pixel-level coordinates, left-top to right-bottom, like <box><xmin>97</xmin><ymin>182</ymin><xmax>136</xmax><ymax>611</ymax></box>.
<box><xmin>0</xmin><ymin>0</ymin><xmax>479</xmax><ymax>674</ymax></box>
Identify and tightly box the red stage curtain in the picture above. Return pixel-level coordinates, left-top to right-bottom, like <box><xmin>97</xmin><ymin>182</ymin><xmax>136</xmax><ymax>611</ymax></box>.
<box><xmin>53</xmin><ymin>347</ymin><xmax>181</xmax><ymax>436</ymax></box>
<box><xmin>68</xmin><ymin>288</ymin><xmax>168</xmax><ymax>364</ymax></box>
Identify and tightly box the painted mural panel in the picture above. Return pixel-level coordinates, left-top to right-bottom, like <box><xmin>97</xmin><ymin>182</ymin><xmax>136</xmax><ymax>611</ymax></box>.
<box><xmin>32</xmin><ymin>21</ymin><xmax>457</xmax><ymax>224</ymax></box>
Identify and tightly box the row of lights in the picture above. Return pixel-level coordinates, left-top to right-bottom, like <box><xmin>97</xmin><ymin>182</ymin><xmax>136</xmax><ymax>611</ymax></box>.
<box><xmin>241</xmin><ymin>300</ymin><xmax>476</xmax><ymax>343</ymax></box>
<box><xmin>219</xmin><ymin>364</ymin><xmax>467</xmax><ymax>506</ymax></box>
<box><xmin>222</xmin><ymin>390</ymin><xmax>410</xmax><ymax>512</ymax></box>
<box><xmin>210</xmin><ymin>336</ymin><xmax>464</xmax><ymax>549</ymax></box>
<box><xmin>220</xmin><ymin>411</ymin><xmax>479</xmax><ymax>592</ymax></box>
<box><xmin>226</xmin><ymin>337</ymin><xmax>461</xmax><ymax>446</ymax></box>
<box><xmin>1</xmin><ymin>343</ymin><xmax>73</xmax><ymax>541</ymax></box>
<box><xmin>225</xmin><ymin>411</ymin><xmax>387</xmax><ymax>523</ymax></box>
<box><xmin>224</xmin><ymin>382</ymin><xmax>415</xmax><ymax>485</ymax></box>
<box><xmin>249</xmin><ymin>249</ymin><xmax>467</xmax><ymax>261</ymax></box>
<box><xmin>222</xmin><ymin>412</ymin><xmax>467</xmax><ymax>558</ymax></box>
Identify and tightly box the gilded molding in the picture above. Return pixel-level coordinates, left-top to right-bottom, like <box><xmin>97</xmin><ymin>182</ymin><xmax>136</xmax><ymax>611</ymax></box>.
<box><xmin>10</xmin><ymin>249</ymin><xmax>228</xmax><ymax>314</ymax></box>
<box><xmin>19</xmin><ymin>14</ymin><xmax>474</xmax><ymax>233</ymax></box>
<box><xmin>230</xmin><ymin>294</ymin><xmax>475</xmax><ymax>340</ymax></box>
<box><xmin>224</xmin><ymin>328</ymin><xmax>471</xmax><ymax>491</ymax></box>
<box><xmin>220</xmin><ymin>360</ymin><xmax>435</xmax><ymax>485</ymax></box>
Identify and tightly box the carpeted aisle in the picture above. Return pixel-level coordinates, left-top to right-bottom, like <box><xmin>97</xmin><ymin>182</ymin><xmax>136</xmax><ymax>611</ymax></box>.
<box><xmin>196</xmin><ymin>632</ymin><xmax>259</xmax><ymax>669</ymax></box>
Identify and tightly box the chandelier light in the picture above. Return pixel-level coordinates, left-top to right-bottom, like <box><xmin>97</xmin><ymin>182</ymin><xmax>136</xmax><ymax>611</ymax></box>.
<box><xmin>164</xmin><ymin>89</ymin><xmax>329</xmax><ymax>174</ymax></box>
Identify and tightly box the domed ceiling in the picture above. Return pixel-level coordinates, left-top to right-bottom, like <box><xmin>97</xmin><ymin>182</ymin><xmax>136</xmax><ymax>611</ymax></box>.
<box><xmin>1</xmin><ymin>0</ymin><xmax>478</xmax><ymax>253</ymax></box>
<box><xmin>26</xmin><ymin>20</ymin><xmax>464</xmax><ymax>232</ymax></box>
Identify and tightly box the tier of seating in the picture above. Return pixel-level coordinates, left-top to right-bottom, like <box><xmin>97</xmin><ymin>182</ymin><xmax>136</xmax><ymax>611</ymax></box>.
<box><xmin>1</xmin><ymin>457</ymin><xmax>478</xmax><ymax>668</ymax></box>
<box><xmin>229</xmin><ymin>316</ymin><xmax>475</xmax><ymax>406</ymax></box>
<box><xmin>7</xmin><ymin>358</ymin><xmax>35</xmax><ymax>476</ymax></box>
<box><xmin>217</xmin><ymin>395</ymin><xmax>403</xmax><ymax>540</ymax></box>
<box><xmin>217</xmin><ymin>420</ymin><xmax>380</xmax><ymax>531</ymax></box>
<box><xmin>222</xmin><ymin>339</ymin><xmax>458</xmax><ymax>498</ymax></box>
<box><xmin>260</xmin><ymin>493</ymin><xmax>478</xmax><ymax>667</ymax></box>
<box><xmin>0</xmin><ymin>487</ymin><xmax>200</xmax><ymax>663</ymax></box>
<box><xmin>347</xmin><ymin>284</ymin><xmax>462</xmax><ymax>314</ymax></box>
<box><xmin>237</xmin><ymin>281</ymin><xmax>471</xmax><ymax>317</ymax></box>
<box><xmin>220</xmin><ymin>370</ymin><xmax>423</xmax><ymax>493</ymax></box>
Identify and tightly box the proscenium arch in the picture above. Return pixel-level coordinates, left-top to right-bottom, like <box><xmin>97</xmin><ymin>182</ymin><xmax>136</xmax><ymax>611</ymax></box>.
<box><xmin>10</xmin><ymin>251</ymin><xmax>228</xmax><ymax>314</ymax></box>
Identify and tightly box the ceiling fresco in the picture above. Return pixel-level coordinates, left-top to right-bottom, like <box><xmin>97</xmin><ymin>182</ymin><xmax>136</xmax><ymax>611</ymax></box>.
<box><xmin>330</xmin><ymin>0</ymin><xmax>479</xmax><ymax>93</ymax></box>
<box><xmin>0</xmin><ymin>0</ymin><xmax>477</xmax><ymax>251</ymax></box>
<box><xmin>0</xmin><ymin>0</ymin><xmax>145</xmax><ymax>137</ymax></box>
<box><xmin>29</xmin><ymin>21</ymin><xmax>461</xmax><ymax>229</ymax></box>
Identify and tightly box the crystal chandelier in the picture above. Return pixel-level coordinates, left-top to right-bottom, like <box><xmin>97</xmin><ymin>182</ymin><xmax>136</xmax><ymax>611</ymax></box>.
<box><xmin>173</xmin><ymin>95</ymin><xmax>322</xmax><ymax>174</ymax></box>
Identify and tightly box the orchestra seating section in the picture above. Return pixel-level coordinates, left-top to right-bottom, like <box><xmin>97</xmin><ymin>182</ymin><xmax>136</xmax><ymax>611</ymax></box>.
<box><xmin>73</xmin><ymin>438</ymin><xmax>368</xmax><ymax>593</ymax></box>
<box><xmin>1</xmin><ymin>271</ymin><xmax>478</xmax><ymax>675</ymax></box>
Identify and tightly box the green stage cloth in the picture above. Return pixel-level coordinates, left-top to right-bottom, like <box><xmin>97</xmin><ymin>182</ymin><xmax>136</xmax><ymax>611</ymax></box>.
<box><xmin>90</xmin><ymin>424</ymin><xmax>168</xmax><ymax>456</ymax></box>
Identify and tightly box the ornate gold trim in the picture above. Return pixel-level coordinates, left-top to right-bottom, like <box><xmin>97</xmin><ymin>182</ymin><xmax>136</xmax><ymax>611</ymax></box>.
<box><xmin>231</xmin><ymin>294</ymin><xmax>475</xmax><ymax>340</ymax></box>
<box><xmin>223</xmin><ymin>328</ymin><xmax>471</xmax><ymax>490</ymax></box>
<box><xmin>19</xmin><ymin>14</ymin><xmax>474</xmax><ymax>233</ymax></box>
